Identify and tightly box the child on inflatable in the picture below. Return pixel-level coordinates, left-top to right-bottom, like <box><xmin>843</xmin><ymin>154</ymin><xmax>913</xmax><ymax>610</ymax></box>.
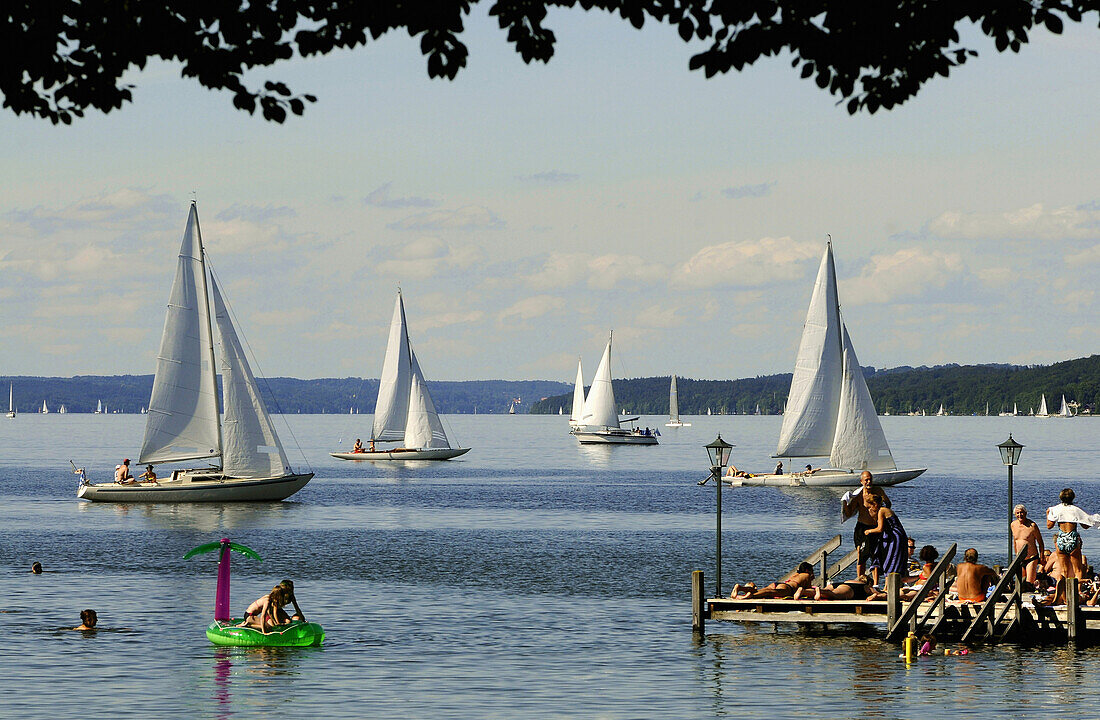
<box><xmin>239</xmin><ymin>586</ymin><xmax>291</xmax><ymax>632</ymax></box>
<box><xmin>274</xmin><ymin>579</ymin><xmax>306</xmax><ymax>622</ymax></box>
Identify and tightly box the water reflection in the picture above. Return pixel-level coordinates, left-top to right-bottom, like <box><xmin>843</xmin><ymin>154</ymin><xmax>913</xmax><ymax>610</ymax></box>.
<box><xmin>209</xmin><ymin>645</ymin><xmax>317</xmax><ymax>720</ymax></box>
<box><xmin>77</xmin><ymin>500</ymin><xmax>292</xmax><ymax>531</ymax></box>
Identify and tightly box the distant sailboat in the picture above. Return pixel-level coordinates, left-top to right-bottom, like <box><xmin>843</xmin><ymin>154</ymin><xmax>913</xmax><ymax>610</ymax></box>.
<box><xmin>569</xmin><ymin>357</ymin><xmax>585</xmax><ymax>429</ymax></box>
<box><xmin>740</xmin><ymin>240</ymin><xmax>924</xmax><ymax>488</ymax></box>
<box><xmin>6</xmin><ymin>384</ymin><xmax>14</xmax><ymax>418</ymax></box>
<box><xmin>558</xmin><ymin>406</ymin><xmax>563</xmax><ymax>415</ymax></box>
<box><xmin>509</xmin><ymin>401</ymin><xmax>516</xmax><ymax>415</ymax></box>
<box><xmin>59</xmin><ymin>404</ymin><xmax>67</xmax><ymax>414</ymax></box>
<box><xmin>935</xmin><ymin>404</ymin><xmax>947</xmax><ymax>416</ymax></box>
<box><xmin>1057</xmin><ymin>395</ymin><xmax>1074</xmax><ymax>418</ymax></box>
<box><xmin>1036</xmin><ymin>394</ymin><xmax>1049</xmax><ymax>418</ymax></box>
<box><xmin>331</xmin><ymin>290</ymin><xmax>469</xmax><ymax>461</ymax></box>
<box><xmin>94</xmin><ymin>400</ymin><xmax>103</xmax><ymax>414</ymax></box>
<box><xmin>707</xmin><ymin>407</ymin><xmax>712</xmax><ymax>416</ymax></box>
<box><xmin>41</xmin><ymin>400</ymin><xmax>48</xmax><ymax>414</ymax></box>
<box><xmin>755</xmin><ymin>404</ymin><xmax>762</xmax><ymax>416</ymax></box>
<box><xmin>984</xmin><ymin>402</ymin><xmax>989</xmax><ymax>416</ymax></box>
<box><xmin>665</xmin><ymin>375</ymin><xmax>691</xmax><ymax>427</ymax></box>
<box><xmin>998</xmin><ymin>402</ymin><xmax>1018</xmax><ymax>417</ymax></box>
<box><xmin>571</xmin><ymin>332</ymin><xmax>657</xmax><ymax>445</ymax></box>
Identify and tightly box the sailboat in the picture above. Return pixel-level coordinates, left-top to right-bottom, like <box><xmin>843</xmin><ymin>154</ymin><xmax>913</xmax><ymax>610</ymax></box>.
<box><xmin>1036</xmin><ymin>394</ymin><xmax>1050</xmax><ymax>418</ymax></box>
<box><xmin>738</xmin><ymin>241</ymin><xmax>925</xmax><ymax>488</ymax></box>
<box><xmin>1057</xmin><ymin>395</ymin><xmax>1075</xmax><ymax>418</ymax></box>
<box><xmin>509</xmin><ymin>401</ymin><xmax>516</xmax><ymax>415</ymax></box>
<box><xmin>6</xmin><ymin>384</ymin><xmax>14</xmax><ymax>418</ymax></box>
<box><xmin>571</xmin><ymin>332</ymin><xmax>657</xmax><ymax>445</ymax></box>
<box><xmin>935</xmin><ymin>404</ymin><xmax>947</xmax><ymax>416</ymax></box>
<box><xmin>665</xmin><ymin>375</ymin><xmax>691</xmax><ymax>427</ymax></box>
<box><xmin>59</xmin><ymin>404</ymin><xmax>68</xmax><ymax>414</ymax></box>
<box><xmin>41</xmin><ymin>400</ymin><xmax>49</xmax><ymax>414</ymax></box>
<box><xmin>78</xmin><ymin>203</ymin><xmax>313</xmax><ymax>502</ymax></box>
<box><xmin>998</xmin><ymin>402</ymin><xmax>1018</xmax><ymax>417</ymax></box>
<box><xmin>331</xmin><ymin>290</ymin><xmax>469</xmax><ymax>461</ymax></box>
<box><xmin>95</xmin><ymin>400</ymin><xmax>103</xmax><ymax>414</ymax></box>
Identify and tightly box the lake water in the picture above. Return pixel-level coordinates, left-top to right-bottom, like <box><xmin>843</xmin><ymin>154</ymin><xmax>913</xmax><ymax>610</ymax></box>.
<box><xmin>3</xmin><ymin>413</ymin><xmax>1100</xmax><ymax>719</ymax></box>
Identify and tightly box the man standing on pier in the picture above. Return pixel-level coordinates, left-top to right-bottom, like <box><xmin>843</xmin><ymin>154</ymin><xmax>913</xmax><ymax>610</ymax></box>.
<box><xmin>1012</xmin><ymin>504</ymin><xmax>1045</xmax><ymax>587</ymax></box>
<box><xmin>842</xmin><ymin>471</ymin><xmax>891</xmax><ymax>581</ymax></box>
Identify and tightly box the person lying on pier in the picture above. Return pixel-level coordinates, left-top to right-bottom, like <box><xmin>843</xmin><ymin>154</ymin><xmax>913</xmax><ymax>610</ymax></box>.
<box><xmin>841</xmin><ymin>471</ymin><xmax>891</xmax><ymax>580</ymax></box>
<box><xmin>951</xmin><ymin>548</ymin><xmax>998</xmax><ymax>603</ymax></box>
<box><xmin>795</xmin><ymin>575</ymin><xmax>886</xmax><ymax>601</ymax></box>
<box><xmin>729</xmin><ymin>562</ymin><xmax>815</xmax><ymax>599</ymax></box>
<box><xmin>1012</xmin><ymin>504</ymin><xmax>1045</xmax><ymax>588</ymax></box>
<box><xmin>1046</xmin><ymin>488</ymin><xmax>1099</xmax><ymax>581</ymax></box>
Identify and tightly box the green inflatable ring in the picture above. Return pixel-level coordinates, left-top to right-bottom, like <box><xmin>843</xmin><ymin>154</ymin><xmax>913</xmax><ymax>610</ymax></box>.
<box><xmin>206</xmin><ymin>619</ymin><xmax>324</xmax><ymax>647</ymax></box>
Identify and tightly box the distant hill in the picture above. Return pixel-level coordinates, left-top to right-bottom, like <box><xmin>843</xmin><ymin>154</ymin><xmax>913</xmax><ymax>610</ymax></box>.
<box><xmin>527</xmin><ymin>355</ymin><xmax>1100</xmax><ymax>416</ymax></box>
<box><xmin>0</xmin><ymin>376</ymin><xmax>571</xmax><ymax>415</ymax></box>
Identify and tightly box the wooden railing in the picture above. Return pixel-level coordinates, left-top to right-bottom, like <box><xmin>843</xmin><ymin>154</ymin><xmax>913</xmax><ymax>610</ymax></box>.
<box><xmin>885</xmin><ymin>543</ymin><xmax>957</xmax><ymax>641</ymax></box>
<box><xmin>787</xmin><ymin>534</ymin><xmax>847</xmax><ymax>586</ymax></box>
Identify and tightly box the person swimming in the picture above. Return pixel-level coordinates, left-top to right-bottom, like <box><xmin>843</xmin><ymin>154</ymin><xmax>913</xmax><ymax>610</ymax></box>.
<box><xmin>74</xmin><ymin>609</ymin><xmax>97</xmax><ymax>631</ymax></box>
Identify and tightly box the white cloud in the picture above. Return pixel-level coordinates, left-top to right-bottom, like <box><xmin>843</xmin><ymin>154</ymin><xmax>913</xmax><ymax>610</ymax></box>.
<box><xmin>672</xmin><ymin>236</ymin><xmax>819</xmax><ymax>289</ymax></box>
<box><xmin>374</xmin><ymin>237</ymin><xmax>483</xmax><ymax>280</ymax></box>
<box><xmin>929</xmin><ymin>203</ymin><xmax>1100</xmax><ymax>241</ymax></box>
<box><xmin>498</xmin><ymin>295</ymin><xmax>566</xmax><ymax>324</ymax></box>
<box><xmin>388</xmin><ymin>206</ymin><xmax>504</xmax><ymax>231</ymax></box>
<box><xmin>524</xmin><ymin>252</ymin><xmax>666</xmax><ymax>290</ymax></box>
<box><xmin>362</xmin><ymin>183</ymin><xmax>439</xmax><ymax>209</ymax></box>
<box><xmin>844</xmin><ymin>248</ymin><xmax>965</xmax><ymax>305</ymax></box>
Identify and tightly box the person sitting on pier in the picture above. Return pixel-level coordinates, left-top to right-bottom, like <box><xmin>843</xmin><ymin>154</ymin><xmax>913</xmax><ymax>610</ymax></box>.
<box><xmin>729</xmin><ymin>562</ymin><xmax>815</xmax><ymax>599</ymax></box>
<box><xmin>901</xmin><ymin>545</ymin><xmax>941</xmax><ymax>600</ymax></box>
<box><xmin>1046</xmin><ymin>488</ymin><xmax>1098</xmax><ymax>581</ymax></box>
<box><xmin>798</xmin><ymin>574</ymin><xmax>885</xmax><ymax>601</ymax></box>
<box><xmin>906</xmin><ymin>537</ymin><xmax>919</xmax><ymax>574</ymax></box>
<box><xmin>841</xmin><ymin>471</ymin><xmax>891</xmax><ymax>580</ymax></box>
<box><xmin>1012</xmin><ymin>504</ymin><xmax>1045</xmax><ymax>588</ymax></box>
<box><xmin>951</xmin><ymin>548</ymin><xmax>998</xmax><ymax>603</ymax></box>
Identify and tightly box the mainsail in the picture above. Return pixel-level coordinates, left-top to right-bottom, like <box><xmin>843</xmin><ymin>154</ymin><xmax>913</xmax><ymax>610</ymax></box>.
<box><xmin>669</xmin><ymin>375</ymin><xmax>680</xmax><ymax>422</ymax></box>
<box><xmin>210</xmin><ymin>277</ymin><xmax>291</xmax><ymax>478</ymax></box>
<box><xmin>775</xmin><ymin>243</ymin><xmax>843</xmax><ymax>457</ymax></box>
<box><xmin>1037</xmin><ymin>394</ymin><xmax>1049</xmax><ymax>417</ymax></box>
<box><xmin>580</xmin><ymin>334</ymin><xmax>619</xmax><ymax>430</ymax></box>
<box><xmin>140</xmin><ymin>204</ymin><xmax>221</xmax><ymax>464</ymax></box>
<box><xmin>373</xmin><ymin>292</ymin><xmax>414</xmax><ymax>442</ymax></box>
<box><xmin>569</xmin><ymin>357</ymin><xmax>586</xmax><ymax>427</ymax></box>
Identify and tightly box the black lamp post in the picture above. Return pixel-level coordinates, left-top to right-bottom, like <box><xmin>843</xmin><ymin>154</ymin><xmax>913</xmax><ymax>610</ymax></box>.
<box><xmin>998</xmin><ymin>434</ymin><xmax>1024</xmax><ymax>565</ymax></box>
<box><xmin>705</xmin><ymin>434</ymin><xmax>734</xmax><ymax>597</ymax></box>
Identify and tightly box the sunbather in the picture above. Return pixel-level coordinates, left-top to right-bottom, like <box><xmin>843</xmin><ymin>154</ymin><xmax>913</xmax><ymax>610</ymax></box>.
<box><xmin>730</xmin><ymin>563</ymin><xmax>815</xmax><ymax>599</ymax></box>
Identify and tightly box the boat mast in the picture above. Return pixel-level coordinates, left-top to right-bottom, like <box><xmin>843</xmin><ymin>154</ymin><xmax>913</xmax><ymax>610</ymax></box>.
<box><xmin>193</xmin><ymin>201</ymin><xmax>225</xmax><ymax>467</ymax></box>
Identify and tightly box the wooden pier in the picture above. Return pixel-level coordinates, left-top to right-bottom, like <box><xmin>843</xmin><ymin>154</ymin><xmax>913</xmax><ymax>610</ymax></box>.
<box><xmin>692</xmin><ymin>541</ymin><xmax>1100</xmax><ymax>646</ymax></box>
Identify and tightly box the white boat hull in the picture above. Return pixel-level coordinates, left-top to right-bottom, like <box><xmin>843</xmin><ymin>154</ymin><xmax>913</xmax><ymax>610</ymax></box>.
<box><xmin>77</xmin><ymin>471</ymin><xmax>313</xmax><ymax>502</ymax></box>
<box><xmin>665</xmin><ymin>421</ymin><xmax>691</xmax><ymax>427</ymax></box>
<box><xmin>733</xmin><ymin>468</ymin><xmax>925</xmax><ymax>488</ymax></box>
<box><xmin>573</xmin><ymin>430</ymin><xmax>658</xmax><ymax>445</ymax></box>
<box><xmin>331</xmin><ymin>447</ymin><xmax>471</xmax><ymax>461</ymax></box>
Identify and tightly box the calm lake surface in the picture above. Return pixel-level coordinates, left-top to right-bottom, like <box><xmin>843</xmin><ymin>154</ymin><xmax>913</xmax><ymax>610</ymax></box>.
<box><xmin>3</xmin><ymin>413</ymin><xmax>1100</xmax><ymax>719</ymax></box>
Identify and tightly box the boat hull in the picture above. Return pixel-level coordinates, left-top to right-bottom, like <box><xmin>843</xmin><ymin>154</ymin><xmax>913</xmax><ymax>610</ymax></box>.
<box><xmin>733</xmin><ymin>468</ymin><xmax>925</xmax><ymax>488</ymax></box>
<box><xmin>206</xmin><ymin>619</ymin><xmax>324</xmax><ymax>647</ymax></box>
<box><xmin>573</xmin><ymin>430</ymin><xmax>658</xmax><ymax>445</ymax></box>
<box><xmin>665</xmin><ymin>421</ymin><xmax>691</xmax><ymax>427</ymax></box>
<box><xmin>77</xmin><ymin>472</ymin><xmax>313</xmax><ymax>502</ymax></box>
<box><xmin>331</xmin><ymin>447</ymin><xmax>471</xmax><ymax>461</ymax></box>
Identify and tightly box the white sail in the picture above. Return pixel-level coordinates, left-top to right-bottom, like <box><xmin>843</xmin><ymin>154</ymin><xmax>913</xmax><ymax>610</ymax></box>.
<box><xmin>139</xmin><ymin>204</ymin><xmax>221</xmax><ymax>464</ymax></box>
<box><xmin>776</xmin><ymin>243</ymin><xmax>844</xmax><ymax>457</ymax></box>
<box><xmin>569</xmin><ymin>358</ymin><xmax>586</xmax><ymax>427</ymax></box>
<box><xmin>95</xmin><ymin>400</ymin><xmax>102</xmax><ymax>414</ymax></box>
<box><xmin>830</xmin><ymin>325</ymin><xmax>895</xmax><ymax>472</ymax></box>
<box><xmin>669</xmin><ymin>375</ymin><xmax>680</xmax><ymax>422</ymax></box>
<box><xmin>404</xmin><ymin>352</ymin><xmax>450</xmax><ymax>449</ymax></box>
<box><xmin>580</xmin><ymin>334</ymin><xmax>619</xmax><ymax>429</ymax></box>
<box><xmin>1037</xmin><ymin>394</ymin><xmax>1049</xmax><ymax>417</ymax></box>
<box><xmin>1059</xmin><ymin>395</ymin><xmax>1072</xmax><ymax>417</ymax></box>
<box><xmin>372</xmin><ymin>292</ymin><xmax>413</xmax><ymax>442</ymax></box>
<box><xmin>41</xmin><ymin>400</ymin><xmax>48</xmax><ymax>413</ymax></box>
<box><xmin>210</xmin><ymin>277</ymin><xmax>291</xmax><ymax>478</ymax></box>
<box><xmin>7</xmin><ymin>384</ymin><xmax>12</xmax><ymax>415</ymax></box>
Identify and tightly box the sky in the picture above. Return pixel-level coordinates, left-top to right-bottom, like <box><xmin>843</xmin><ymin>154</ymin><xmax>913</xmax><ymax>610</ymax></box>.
<box><xmin>2</xmin><ymin>9</ymin><xmax>1099</xmax><ymax>383</ymax></box>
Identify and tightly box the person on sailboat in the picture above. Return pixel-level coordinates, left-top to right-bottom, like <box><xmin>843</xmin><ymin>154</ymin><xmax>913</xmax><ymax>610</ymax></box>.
<box><xmin>353</xmin><ymin>439</ymin><xmax>364</xmax><ymax>453</ymax></box>
<box><xmin>841</xmin><ymin>471</ymin><xmax>891</xmax><ymax>580</ymax></box>
<box><xmin>139</xmin><ymin>465</ymin><xmax>157</xmax><ymax>484</ymax></box>
<box><xmin>115</xmin><ymin>459</ymin><xmax>134</xmax><ymax>484</ymax></box>
<box><xmin>774</xmin><ymin>461</ymin><xmax>783</xmax><ymax>475</ymax></box>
